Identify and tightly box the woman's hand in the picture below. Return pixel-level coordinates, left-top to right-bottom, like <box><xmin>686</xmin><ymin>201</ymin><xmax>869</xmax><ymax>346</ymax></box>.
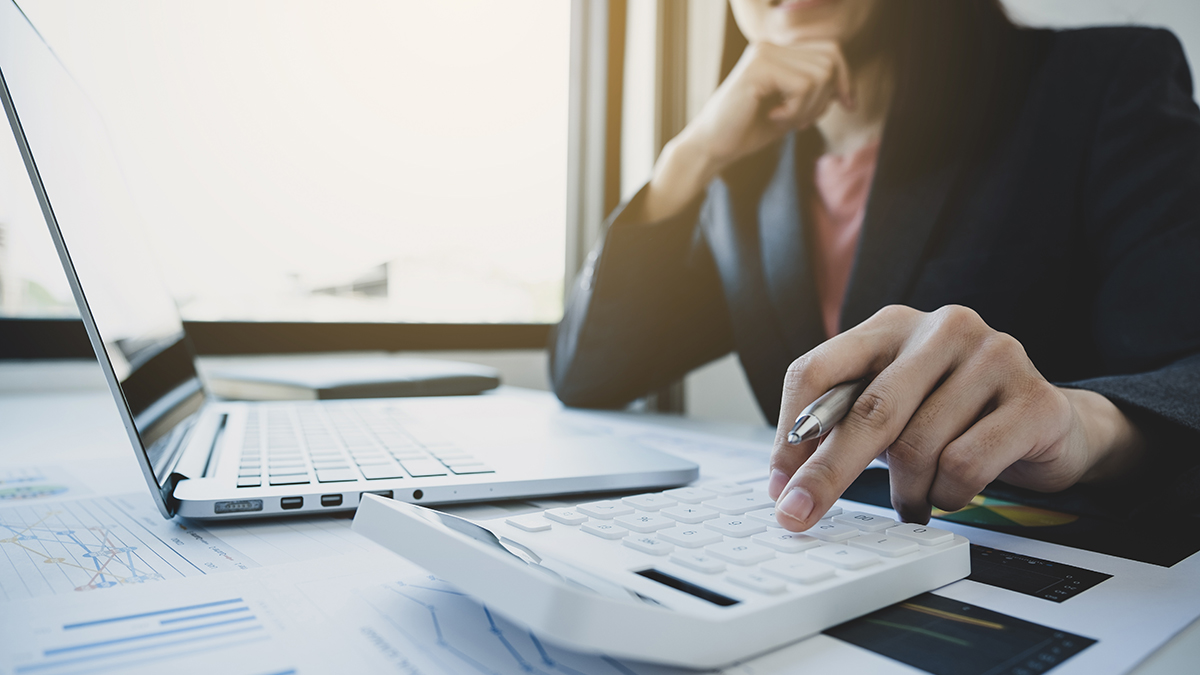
<box><xmin>767</xmin><ymin>304</ymin><xmax>1147</xmax><ymax>530</ymax></box>
<box><xmin>637</xmin><ymin>41</ymin><xmax>852</xmax><ymax>223</ymax></box>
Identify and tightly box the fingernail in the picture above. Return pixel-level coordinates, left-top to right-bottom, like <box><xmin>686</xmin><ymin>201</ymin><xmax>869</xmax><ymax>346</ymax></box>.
<box><xmin>778</xmin><ymin>487</ymin><xmax>814</xmax><ymax>524</ymax></box>
<box><xmin>768</xmin><ymin>469</ymin><xmax>789</xmax><ymax>499</ymax></box>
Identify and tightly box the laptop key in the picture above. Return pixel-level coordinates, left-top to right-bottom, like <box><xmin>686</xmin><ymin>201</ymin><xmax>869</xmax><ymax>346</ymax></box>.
<box><xmin>360</xmin><ymin>465</ymin><xmax>406</xmax><ymax>480</ymax></box>
<box><xmin>236</xmin><ymin>477</ymin><xmax>261</xmax><ymax>488</ymax></box>
<box><xmin>401</xmin><ymin>460</ymin><xmax>448</xmax><ymax>477</ymax></box>
<box><xmin>269</xmin><ymin>475</ymin><xmax>311</xmax><ymax>486</ymax></box>
<box><xmin>316</xmin><ymin>468</ymin><xmax>359</xmax><ymax>483</ymax></box>
<box><xmin>449</xmin><ymin>464</ymin><xmax>494</xmax><ymax>475</ymax></box>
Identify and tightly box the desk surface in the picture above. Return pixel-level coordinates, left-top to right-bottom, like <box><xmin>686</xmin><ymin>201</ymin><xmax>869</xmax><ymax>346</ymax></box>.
<box><xmin>0</xmin><ymin>359</ymin><xmax>1196</xmax><ymax>675</ymax></box>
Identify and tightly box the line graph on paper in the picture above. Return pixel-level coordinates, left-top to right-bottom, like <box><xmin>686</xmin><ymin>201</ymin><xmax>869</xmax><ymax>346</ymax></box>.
<box><xmin>343</xmin><ymin>576</ymin><xmax>684</xmax><ymax>675</ymax></box>
<box><xmin>0</xmin><ymin>495</ymin><xmax>256</xmax><ymax>601</ymax></box>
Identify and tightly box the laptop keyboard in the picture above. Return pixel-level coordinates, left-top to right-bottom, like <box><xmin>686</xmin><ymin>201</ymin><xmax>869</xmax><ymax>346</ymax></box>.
<box><xmin>234</xmin><ymin>403</ymin><xmax>495</xmax><ymax>488</ymax></box>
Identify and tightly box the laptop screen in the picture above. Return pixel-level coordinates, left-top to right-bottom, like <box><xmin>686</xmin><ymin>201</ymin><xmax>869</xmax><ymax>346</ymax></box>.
<box><xmin>0</xmin><ymin>0</ymin><xmax>204</xmax><ymax>515</ymax></box>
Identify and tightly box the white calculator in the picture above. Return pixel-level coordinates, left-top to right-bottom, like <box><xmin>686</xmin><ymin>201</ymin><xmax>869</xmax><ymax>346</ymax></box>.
<box><xmin>352</xmin><ymin>482</ymin><xmax>970</xmax><ymax>669</ymax></box>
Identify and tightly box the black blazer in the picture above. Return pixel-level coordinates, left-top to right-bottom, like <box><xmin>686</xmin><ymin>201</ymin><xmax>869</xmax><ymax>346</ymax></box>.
<box><xmin>550</xmin><ymin>27</ymin><xmax>1200</xmax><ymax>510</ymax></box>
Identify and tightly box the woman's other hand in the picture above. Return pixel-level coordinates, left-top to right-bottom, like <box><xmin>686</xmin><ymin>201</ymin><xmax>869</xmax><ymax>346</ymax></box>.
<box><xmin>766</xmin><ymin>305</ymin><xmax>1148</xmax><ymax>530</ymax></box>
<box><xmin>637</xmin><ymin>41</ymin><xmax>852</xmax><ymax>223</ymax></box>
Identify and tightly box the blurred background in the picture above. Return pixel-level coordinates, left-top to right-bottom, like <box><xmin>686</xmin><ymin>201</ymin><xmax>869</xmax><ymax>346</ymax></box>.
<box><xmin>2</xmin><ymin>0</ymin><xmax>1198</xmax><ymax>420</ymax></box>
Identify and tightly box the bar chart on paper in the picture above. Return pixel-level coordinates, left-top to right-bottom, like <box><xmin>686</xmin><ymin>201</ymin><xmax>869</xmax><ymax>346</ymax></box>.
<box><xmin>0</xmin><ymin>494</ymin><xmax>257</xmax><ymax>600</ymax></box>
<box><xmin>3</xmin><ymin>596</ymin><xmax>296</xmax><ymax>675</ymax></box>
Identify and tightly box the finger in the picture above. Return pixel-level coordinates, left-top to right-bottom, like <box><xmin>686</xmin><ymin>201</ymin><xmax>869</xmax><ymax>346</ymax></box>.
<box><xmin>768</xmin><ymin>322</ymin><xmax>900</xmax><ymax>499</ymax></box>
<box><xmin>927</xmin><ymin>404</ymin><xmax>1043</xmax><ymax>512</ymax></box>
<box><xmin>886</xmin><ymin>359</ymin><xmax>1004</xmax><ymax>524</ymax></box>
<box><xmin>764</xmin><ymin>40</ymin><xmax>853</xmax><ymax>110</ymax></box>
<box><xmin>769</xmin><ymin>306</ymin><xmax>920</xmax><ymax>496</ymax></box>
<box><xmin>775</xmin><ymin>320</ymin><xmax>963</xmax><ymax>530</ymax></box>
<box><xmin>828</xmin><ymin>45</ymin><xmax>853</xmax><ymax>110</ymax></box>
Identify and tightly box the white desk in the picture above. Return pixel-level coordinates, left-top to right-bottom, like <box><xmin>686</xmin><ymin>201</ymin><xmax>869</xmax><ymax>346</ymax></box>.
<box><xmin>0</xmin><ymin>359</ymin><xmax>1196</xmax><ymax>675</ymax></box>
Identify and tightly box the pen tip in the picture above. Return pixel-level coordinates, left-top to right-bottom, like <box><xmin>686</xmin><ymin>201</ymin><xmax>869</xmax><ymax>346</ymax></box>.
<box><xmin>786</xmin><ymin>417</ymin><xmax>821</xmax><ymax>444</ymax></box>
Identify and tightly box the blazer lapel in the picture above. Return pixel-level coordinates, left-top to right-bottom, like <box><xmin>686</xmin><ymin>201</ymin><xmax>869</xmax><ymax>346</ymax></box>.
<box><xmin>760</xmin><ymin>131</ymin><xmax>827</xmax><ymax>356</ymax></box>
<box><xmin>839</xmin><ymin>126</ymin><xmax>963</xmax><ymax>332</ymax></box>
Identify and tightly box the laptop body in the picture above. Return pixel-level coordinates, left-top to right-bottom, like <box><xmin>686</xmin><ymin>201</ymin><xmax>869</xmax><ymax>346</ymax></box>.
<box><xmin>0</xmin><ymin>0</ymin><xmax>698</xmax><ymax>520</ymax></box>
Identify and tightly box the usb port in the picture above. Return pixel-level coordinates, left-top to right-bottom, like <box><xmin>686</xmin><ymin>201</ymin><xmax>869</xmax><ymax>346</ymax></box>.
<box><xmin>320</xmin><ymin>494</ymin><xmax>343</xmax><ymax>507</ymax></box>
<box><xmin>280</xmin><ymin>496</ymin><xmax>304</xmax><ymax>510</ymax></box>
<box><xmin>362</xmin><ymin>490</ymin><xmax>393</xmax><ymax>500</ymax></box>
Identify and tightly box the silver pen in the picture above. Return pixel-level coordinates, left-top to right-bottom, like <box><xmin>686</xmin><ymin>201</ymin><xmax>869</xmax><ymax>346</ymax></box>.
<box><xmin>786</xmin><ymin>379</ymin><xmax>870</xmax><ymax>444</ymax></box>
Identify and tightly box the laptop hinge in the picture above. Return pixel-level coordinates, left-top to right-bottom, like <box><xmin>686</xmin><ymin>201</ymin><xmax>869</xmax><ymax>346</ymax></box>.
<box><xmin>172</xmin><ymin>411</ymin><xmax>225</xmax><ymax>481</ymax></box>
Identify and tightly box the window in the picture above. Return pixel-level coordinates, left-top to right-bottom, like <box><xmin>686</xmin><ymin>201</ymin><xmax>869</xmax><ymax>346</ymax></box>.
<box><xmin>4</xmin><ymin>0</ymin><xmax>572</xmax><ymax>324</ymax></box>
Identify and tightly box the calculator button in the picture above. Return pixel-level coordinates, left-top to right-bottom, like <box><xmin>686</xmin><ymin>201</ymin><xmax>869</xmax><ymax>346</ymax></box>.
<box><xmin>807</xmin><ymin>545</ymin><xmax>881</xmax><ymax>570</ymax></box>
<box><xmin>581</xmin><ymin>521</ymin><xmax>628</xmax><ymax>540</ymax></box>
<box><xmin>621</xmin><ymin>494</ymin><xmax>677</xmax><ymax>511</ymax></box>
<box><xmin>670</xmin><ymin>551</ymin><xmax>726</xmax><ymax>574</ymax></box>
<box><xmin>706</xmin><ymin>541</ymin><xmax>775</xmax><ymax>565</ymax></box>
<box><xmin>506</xmin><ymin>514</ymin><xmax>552</xmax><ymax>532</ymax></box>
<box><xmin>614</xmin><ymin>513</ymin><xmax>675</xmax><ymax>533</ymax></box>
<box><xmin>806</xmin><ymin>521</ymin><xmax>859</xmax><ymax>542</ymax></box>
<box><xmin>886</xmin><ymin>523</ymin><xmax>954</xmax><ymax>546</ymax></box>
<box><xmin>623</xmin><ymin>535</ymin><xmax>674</xmax><ymax>556</ymax></box>
<box><xmin>752</xmin><ymin>531</ymin><xmax>822</xmax><ymax>553</ymax></box>
<box><xmin>543</xmin><ymin>508</ymin><xmax>588</xmax><ymax>526</ymax></box>
<box><xmin>761</xmin><ymin>558</ymin><xmax>835</xmax><ymax>584</ymax></box>
<box><xmin>833</xmin><ymin>511</ymin><xmax>897</xmax><ymax>532</ymax></box>
<box><xmin>576</xmin><ymin>500</ymin><xmax>635</xmax><ymax>519</ymax></box>
<box><xmin>727</xmin><ymin>570</ymin><xmax>787</xmax><ymax>594</ymax></box>
<box><xmin>706</xmin><ymin>517</ymin><xmax>767</xmax><ymax>538</ymax></box>
<box><xmin>704</xmin><ymin>493</ymin><xmax>776</xmax><ymax>515</ymax></box>
<box><xmin>660</xmin><ymin>504</ymin><xmax>720</xmax><ymax>524</ymax></box>
<box><xmin>657</xmin><ymin>526</ymin><xmax>724</xmax><ymax>548</ymax></box>
<box><xmin>848</xmin><ymin>535</ymin><xmax>919</xmax><ymax>558</ymax></box>
<box><xmin>664</xmin><ymin>487</ymin><xmax>716</xmax><ymax>503</ymax></box>
<box><xmin>821</xmin><ymin>506</ymin><xmax>843</xmax><ymax>518</ymax></box>
<box><xmin>703</xmin><ymin>482</ymin><xmax>752</xmax><ymax>496</ymax></box>
<box><xmin>745</xmin><ymin>508</ymin><xmax>784</xmax><ymax>528</ymax></box>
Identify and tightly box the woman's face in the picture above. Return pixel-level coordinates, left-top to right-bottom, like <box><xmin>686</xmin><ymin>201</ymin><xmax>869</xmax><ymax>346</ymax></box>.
<box><xmin>729</xmin><ymin>0</ymin><xmax>881</xmax><ymax>46</ymax></box>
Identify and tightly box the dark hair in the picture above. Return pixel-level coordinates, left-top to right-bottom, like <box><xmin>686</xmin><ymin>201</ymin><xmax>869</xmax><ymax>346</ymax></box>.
<box><xmin>719</xmin><ymin>0</ymin><xmax>1023</xmax><ymax>163</ymax></box>
<box><xmin>720</xmin><ymin>0</ymin><xmax>1017</xmax><ymax>112</ymax></box>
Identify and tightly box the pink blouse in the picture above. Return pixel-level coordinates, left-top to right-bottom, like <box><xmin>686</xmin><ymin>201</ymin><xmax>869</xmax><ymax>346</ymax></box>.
<box><xmin>810</xmin><ymin>139</ymin><xmax>880</xmax><ymax>339</ymax></box>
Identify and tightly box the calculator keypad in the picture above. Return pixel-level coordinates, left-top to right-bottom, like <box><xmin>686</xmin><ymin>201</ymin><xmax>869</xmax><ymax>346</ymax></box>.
<box><xmin>501</xmin><ymin>483</ymin><xmax>955</xmax><ymax>599</ymax></box>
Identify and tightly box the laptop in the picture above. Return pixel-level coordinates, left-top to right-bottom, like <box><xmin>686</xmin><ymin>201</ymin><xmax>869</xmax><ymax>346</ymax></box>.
<box><xmin>0</xmin><ymin>0</ymin><xmax>698</xmax><ymax>519</ymax></box>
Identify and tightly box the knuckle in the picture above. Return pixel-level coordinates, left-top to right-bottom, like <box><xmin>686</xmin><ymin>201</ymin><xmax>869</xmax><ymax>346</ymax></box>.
<box><xmin>873</xmin><ymin>304</ymin><xmax>913</xmax><ymax>324</ymax></box>
<box><xmin>934</xmin><ymin>304</ymin><xmax>982</xmax><ymax>333</ymax></box>
<box><xmin>980</xmin><ymin>332</ymin><xmax>1025</xmax><ymax>362</ymax></box>
<box><xmin>845</xmin><ymin>389</ymin><xmax>896</xmax><ymax>433</ymax></box>
<box><xmin>785</xmin><ymin>351</ymin><xmax>827</xmax><ymax>387</ymax></box>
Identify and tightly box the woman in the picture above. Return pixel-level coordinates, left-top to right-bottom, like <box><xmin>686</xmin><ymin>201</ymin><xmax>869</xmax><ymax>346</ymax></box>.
<box><xmin>550</xmin><ymin>0</ymin><xmax>1200</xmax><ymax>531</ymax></box>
